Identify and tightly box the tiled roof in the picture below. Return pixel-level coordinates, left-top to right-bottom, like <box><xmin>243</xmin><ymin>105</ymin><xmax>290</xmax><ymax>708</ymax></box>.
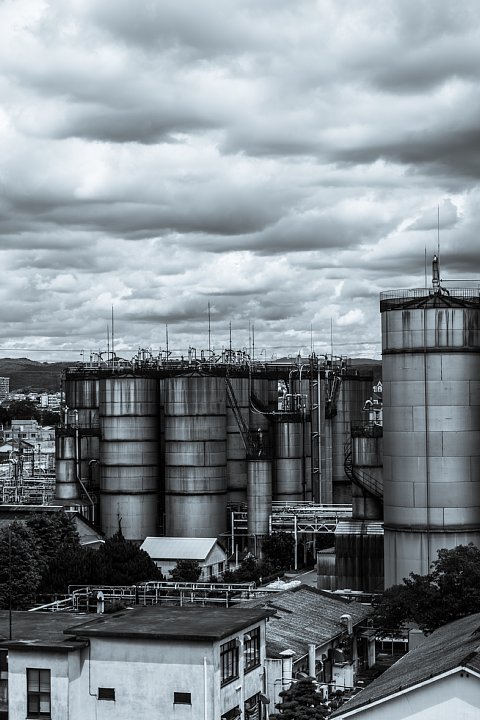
<box><xmin>240</xmin><ymin>585</ymin><xmax>370</xmax><ymax>659</ymax></box>
<box><xmin>333</xmin><ymin>612</ymin><xmax>480</xmax><ymax>717</ymax></box>
<box><xmin>140</xmin><ymin>536</ymin><xmax>223</xmax><ymax>561</ymax></box>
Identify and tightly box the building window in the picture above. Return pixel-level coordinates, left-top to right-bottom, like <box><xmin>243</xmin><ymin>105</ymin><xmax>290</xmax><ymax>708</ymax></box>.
<box><xmin>244</xmin><ymin>627</ymin><xmax>260</xmax><ymax>671</ymax></box>
<box><xmin>98</xmin><ymin>687</ymin><xmax>115</xmax><ymax>701</ymax></box>
<box><xmin>26</xmin><ymin>669</ymin><xmax>51</xmax><ymax>718</ymax></box>
<box><xmin>245</xmin><ymin>693</ymin><xmax>261</xmax><ymax>720</ymax></box>
<box><xmin>220</xmin><ymin>639</ymin><xmax>239</xmax><ymax>685</ymax></box>
<box><xmin>221</xmin><ymin>707</ymin><xmax>242</xmax><ymax>720</ymax></box>
<box><xmin>174</xmin><ymin>692</ymin><xmax>191</xmax><ymax>704</ymax></box>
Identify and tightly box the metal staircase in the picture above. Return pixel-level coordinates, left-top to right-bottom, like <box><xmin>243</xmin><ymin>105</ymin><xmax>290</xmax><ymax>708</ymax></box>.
<box><xmin>344</xmin><ymin>439</ymin><xmax>383</xmax><ymax>499</ymax></box>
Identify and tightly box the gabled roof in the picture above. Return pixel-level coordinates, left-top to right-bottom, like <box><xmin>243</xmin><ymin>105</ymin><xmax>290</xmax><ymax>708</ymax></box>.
<box><xmin>333</xmin><ymin>612</ymin><xmax>480</xmax><ymax>717</ymax></box>
<box><xmin>140</xmin><ymin>536</ymin><xmax>224</xmax><ymax>561</ymax></box>
<box><xmin>239</xmin><ymin>584</ymin><xmax>370</xmax><ymax>659</ymax></box>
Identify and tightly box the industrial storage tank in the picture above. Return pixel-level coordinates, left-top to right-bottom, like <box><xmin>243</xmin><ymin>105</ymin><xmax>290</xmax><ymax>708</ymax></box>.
<box><xmin>99</xmin><ymin>376</ymin><xmax>159</xmax><ymax>541</ymax></box>
<box><xmin>273</xmin><ymin>418</ymin><xmax>305</xmax><ymax>502</ymax></box>
<box><xmin>55</xmin><ymin>433</ymin><xmax>78</xmax><ymax>501</ymax></box>
<box><xmin>381</xmin><ymin>283</ymin><xmax>480</xmax><ymax>586</ymax></box>
<box><xmin>226</xmin><ymin>376</ymin><xmax>249</xmax><ymax>505</ymax></box>
<box><xmin>64</xmin><ymin>375</ymin><xmax>100</xmax><ymax>491</ymax></box>
<box><xmin>330</xmin><ymin>374</ymin><xmax>374</xmax><ymax>505</ymax></box>
<box><xmin>164</xmin><ymin>374</ymin><xmax>227</xmax><ymax>537</ymax></box>
<box><xmin>247</xmin><ymin>459</ymin><xmax>272</xmax><ymax>542</ymax></box>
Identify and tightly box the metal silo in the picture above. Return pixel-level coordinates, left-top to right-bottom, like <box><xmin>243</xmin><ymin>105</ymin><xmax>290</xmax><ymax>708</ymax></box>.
<box><xmin>331</xmin><ymin>373</ymin><xmax>373</xmax><ymax>505</ymax></box>
<box><xmin>64</xmin><ymin>375</ymin><xmax>100</xmax><ymax>492</ymax></box>
<box><xmin>226</xmin><ymin>376</ymin><xmax>249</xmax><ymax>505</ymax></box>
<box><xmin>164</xmin><ymin>374</ymin><xmax>227</xmax><ymax>537</ymax></box>
<box><xmin>99</xmin><ymin>376</ymin><xmax>159</xmax><ymax>542</ymax></box>
<box><xmin>381</xmin><ymin>282</ymin><xmax>480</xmax><ymax>586</ymax></box>
<box><xmin>247</xmin><ymin>459</ymin><xmax>272</xmax><ymax>540</ymax></box>
<box><xmin>274</xmin><ymin>418</ymin><xmax>305</xmax><ymax>502</ymax></box>
<box><xmin>55</xmin><ymin>432</ymin><xmax>78</xmax><ymax>500</ymax></box>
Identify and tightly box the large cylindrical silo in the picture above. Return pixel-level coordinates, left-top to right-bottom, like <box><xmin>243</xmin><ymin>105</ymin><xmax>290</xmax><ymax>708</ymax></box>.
<box><xmin>274</xmin><ymin>418</ymin><xmax>305</xmax><ymax>502</ymax></box>
<box><xmin>164</xmin><ymin>374</ymin><xmax>227</xmax><ymax>537</ymax></box>
<box><xmin>226</xmin><ymin>376</ymin><xmax>249</xmax><ymax>505</ymax></box>
<box><xmin>247</xmin><ymin>459</ymin><xmax>272</xmax><ymax>538</ymax></box>
<box><xmin>381</xmin><ymin>287</ymin><xmax>480</xmax><ymax>586</ymax></box>
<box><xmin>55</xmin><ymin>432</ymin><xmax>78</xmax><ymax>500</ymax></box>
<box><xmin>99</xmin><ymin>376</ymin><xmax>159</xmax><ymax>542</ymax></box>
<box><xmin>331</xmin><ymin>374</ymin><xmax>373</xmax><ymax>505</ymax></box>
<box><xmin>64</xmin><ymin>376</ymin><xmax>100</xmax><ymax>490</ymax></box>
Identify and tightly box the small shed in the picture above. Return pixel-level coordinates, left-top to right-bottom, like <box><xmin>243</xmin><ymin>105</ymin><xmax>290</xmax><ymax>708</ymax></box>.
<box><xmin>140</xmin><ymin>537</ymin><xmax>227</xmax><ymax>580</ymax></box>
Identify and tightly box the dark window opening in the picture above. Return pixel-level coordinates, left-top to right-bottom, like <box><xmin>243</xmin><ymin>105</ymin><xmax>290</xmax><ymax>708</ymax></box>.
<box><xmin>174</xmin><ymin>692</ymin><xmax>192</xmax><ymax>704</ymax></box>
<box><xmin>98</xmin><ymin>687</ymin><xmax>115</xmax><ymax>701</ymax></box>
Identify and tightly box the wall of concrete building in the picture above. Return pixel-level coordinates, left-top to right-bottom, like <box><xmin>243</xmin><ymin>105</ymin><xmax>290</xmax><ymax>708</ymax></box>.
<box><xmin>7</xmin><ymin>620</ymin><xmax>267</xmax><ymax>720</ymax></box>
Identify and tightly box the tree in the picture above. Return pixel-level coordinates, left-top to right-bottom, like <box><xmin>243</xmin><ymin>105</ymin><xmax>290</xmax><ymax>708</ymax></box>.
<box><xmin>170</xmin><ymin>560</ymin><xmax>202</xmax><ymax>583</ymax></box>
<box><xmin>97</xmin><ymin>529</ymin><xmax>162</xmax><ymax>585</ymax></box>
<box><xmin>27</xmin><ymin>511</ymin><xmax>81</xmax><ymax>572</ymax></box>
<box><xmin>269</xmin><ymin>678</ymin><xmax>329</xmax><ymax>719</ymax></box>
<box><xmin>0</xmin><ymin>522</ymin><xmax>42</xmax><ymax>609</ymax></box>
<box><xmin>372</xmin><ymin>544</ymin><xmax>480</xmax><ymax>634</ymax></box>
<box><xmin>261</xmin><ymin>532</ymin><xmax>295</xmax><ymax>571</ymax></box>
<box><xmin>7</xmin><ymin>400</ymin><xmax>40</xmax><ymax>421</ymax></box>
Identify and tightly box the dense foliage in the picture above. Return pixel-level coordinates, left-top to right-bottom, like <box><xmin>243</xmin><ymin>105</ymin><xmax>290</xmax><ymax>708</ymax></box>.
<box><xmin>170</xmin><ymin>559</ymin><xmax>202</xmax><ymax>582</ymax></box>
<box><xmin>269</xmin><ymin>678</ymin><xmax>329</xmax><ymax>719</ymax></box>
<box><xmin>0</xmin><ymin>400</ymin><xmax>60</xmax><ymax>426</ymax></box>
<box><xmin>0</xmin><ymin>514</ymin><xmax>162</xmax><ymax>609</ymax></box>
<box><xmin>372</xmin><ymin>544</ymin><xmax>480</xmax><ymax>634</ymax></box>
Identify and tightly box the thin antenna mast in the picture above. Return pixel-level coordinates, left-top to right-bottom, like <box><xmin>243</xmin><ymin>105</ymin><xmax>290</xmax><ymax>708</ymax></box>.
<box><xmin>330</xmin><ymin>318</ymin><xmax>334</xmax><ymax>360</ymax></box>
<box><xmin>229</xmin><ymin>321</ymin><xmax>232</xmax><ymax>355</ymax></box>
<box><xmin>252</xmin><ymin>324</ymin><xmax>255</xmax><ymax>362</ymax></box>
<box><xmin>165</xmin><ymin>323</ymin><xmax>169</xmax><ymax>357</ymax></box>
<box><xmin>111</xmin><ymin>306</ymin><xmax>115</xmax><ymax>361</ymax></box>
<box><xmin>208</xmin><ymin>302</ymin><xmax>211</xmax><ymax>354</ymax></box>
<box><xmin>424</xmin><ymin>248</ymin><xmax>427</xmax><ymax>288</ymax></box>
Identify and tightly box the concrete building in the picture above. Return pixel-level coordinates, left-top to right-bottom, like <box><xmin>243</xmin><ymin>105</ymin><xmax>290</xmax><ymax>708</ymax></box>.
<box><xmin>240</xmin><ymin>584</ymin><xmax>375</xmax><ymax>709</ymax></box>
<box><xmin>0</xmin><ymin>378</ymin><xmax>9</xmax><ymax>401</ymax></box>
<box><xmin>140</xmin><ymin>536</ymin><xmax>228</xmax><ymax>579</ymax></box>
<box><xmin>0</xmin><ymin>605</ymin><xmax>270</xmax><ymax>720</ymax></box>
<box><xmin>332</xmin><ymin>612</ymin><xmax>480</xmax><ymax>720</ymax></box>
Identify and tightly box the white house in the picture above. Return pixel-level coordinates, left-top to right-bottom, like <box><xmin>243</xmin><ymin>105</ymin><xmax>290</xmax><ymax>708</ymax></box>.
<box><xmin>140</xmin><ymin>536</ymin><xmax>228</xmax><ymax>579</ymax></box>
<box><xmin>332</xmin><ymin>612</ymin><xmax>480</xmax><ymax>720</ymax></box>
<box><xmin>1</xmin><ymin>605</ymin><xmax>271</xmax><ymax>720</ymax></box>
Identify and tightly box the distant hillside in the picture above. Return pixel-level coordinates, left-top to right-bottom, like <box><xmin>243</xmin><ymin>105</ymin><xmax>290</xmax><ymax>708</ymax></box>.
<box><xmin>0</xmin><ymin>358</ymin><xmax>72</xmax><ymax>392</ymax></box>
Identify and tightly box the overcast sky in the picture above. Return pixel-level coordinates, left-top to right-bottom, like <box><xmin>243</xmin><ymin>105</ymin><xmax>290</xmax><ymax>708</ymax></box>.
<box><xmin>1</xmin><ymin>0</ymin><xmax>480</xmax><ymax>362</ymax></box>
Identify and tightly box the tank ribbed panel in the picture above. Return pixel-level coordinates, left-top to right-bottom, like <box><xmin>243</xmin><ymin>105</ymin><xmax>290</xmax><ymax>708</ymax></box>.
<box><xmin>274</xmin><ymin>421</ymin><xmax>304</xmax><ymax>501</ymax></box>
<box><xmin>99</xmin><ymin>377</ymin><xmax>159</xmax><ymax>541</ymax></box>
<box><xmin>226</xmin><ymin>377</ymin><xmax>249</xmax><ymax>503</ymax></box>
<box><xmin>247</xmin><ymin>460</ymin><xmax>272</xmax><ymax>536</ymax></box>
<box><xmin>164</xmin><ymin>376</ymin><xmax>227</xmax><ymax>537</ymax></box>
<box><xmin>382</xmin><ymin>300</ymin><xmax>480</xmax><ymax>585</ymax></box>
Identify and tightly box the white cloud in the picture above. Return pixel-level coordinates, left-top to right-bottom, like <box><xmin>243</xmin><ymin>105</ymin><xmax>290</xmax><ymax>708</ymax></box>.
<box><xmin>0</xmin><ymin>0</ymin><xmax>479</xmax><ymax>360</ymax></box>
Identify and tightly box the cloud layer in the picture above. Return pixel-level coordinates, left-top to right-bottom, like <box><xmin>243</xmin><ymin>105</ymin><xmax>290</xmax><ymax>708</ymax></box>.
<box><xmin>1</xmin><ymin>0</ymin><xmax>480</xmax><ymax>361</ymax></box>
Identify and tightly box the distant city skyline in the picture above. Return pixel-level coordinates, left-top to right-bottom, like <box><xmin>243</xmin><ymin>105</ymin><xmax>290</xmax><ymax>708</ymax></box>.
<box><xmin>1</xmin><ymin>1</ymin><xmax>480</xmax><ymax>362</ymax></box>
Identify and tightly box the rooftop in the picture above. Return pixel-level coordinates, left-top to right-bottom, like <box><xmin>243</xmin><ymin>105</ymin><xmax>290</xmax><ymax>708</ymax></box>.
<box><xmin>333</xmin><ymin>612</ymin><xmax>480</xmax><ymax>717</ymax></box>
<box><xmin>65</xmin><ymin>605</ymin><xmax>271</xmax><ymax>642</ymax></box>
<box><xmin>140</xmin><ymin>536</ymin><xmax>223</xmax><ymax>561</ymax></box>
<box><xmin>0</xmin><ymin>611</ymin><xmax>90</xmax><ymax>651</ymax></box>
<box><xmin>239</xmin><ymin>584</ymin><xmax>371</xmax><ymax>659</ymax></box>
